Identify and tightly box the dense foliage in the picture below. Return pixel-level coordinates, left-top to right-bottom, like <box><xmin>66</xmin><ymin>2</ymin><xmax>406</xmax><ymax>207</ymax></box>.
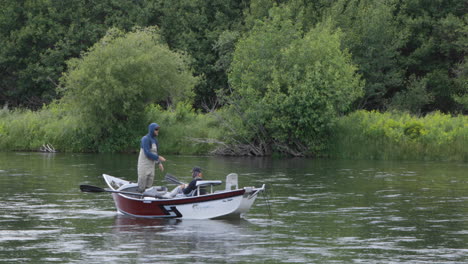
<box><xmin>328</xmin><ymin>0</ymin><xmax>406</xmax><ymax>111</ymax></box>
<box><xmin>224</xmin><ymin>8</ymin><xmax>363</xmax><ymax>156</ymax></box>
<box><xmin>154</xmin><ymin>0</ymin><xmax>249</xmax><ymax>107</ymax></box>
<box><xmin>1</xmin><ymin>0</ymin><xmax>466</xmax><ymax>113</ymax></box>
<box><xmin>0</xmin><ymin>0</ymin><xmax>466</xmax><ymax>159</ymax></box>
<box><xmin>58</xmin><ymin>27</ymin><xmax>197</xmax><ymax>152</ymax></box>
<box><xmin>0</xmin><ymin>0</ymin><xmax>248</xmax><ymax>110</ymax></box>
<box><xmin>0</xmin><ymin>0</ymin><xmax>156</xmax><ymax>109</ymax></box>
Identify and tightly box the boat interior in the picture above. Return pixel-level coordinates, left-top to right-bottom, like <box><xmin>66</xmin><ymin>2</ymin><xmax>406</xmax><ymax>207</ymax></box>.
<box><xmin>115</xmin><ymin>173</ymin><xmax>240</xmax><ymax>200</ymax></box>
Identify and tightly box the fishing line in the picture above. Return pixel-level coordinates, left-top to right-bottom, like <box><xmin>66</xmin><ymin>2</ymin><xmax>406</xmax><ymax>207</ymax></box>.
<box><xmin>262</xmin><ymin>184</ymin><xmax>273</xmax><ymax>219</ymax></box>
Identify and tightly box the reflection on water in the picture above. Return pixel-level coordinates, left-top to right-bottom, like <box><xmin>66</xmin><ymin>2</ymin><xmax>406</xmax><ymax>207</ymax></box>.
<box><xmin>0</xmin><ymin>152</ymin><xmax>467</xmax><ymax>263</ymax></box>
<box><xmin>102</xmin><ymin>216</ymin><xmax>258</xmax><ymax>263</ymax></box>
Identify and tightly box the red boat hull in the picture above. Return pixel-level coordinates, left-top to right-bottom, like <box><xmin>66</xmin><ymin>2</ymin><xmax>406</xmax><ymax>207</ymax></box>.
<box><xmin>112</xmin><ymin>189</ymin><xmax>246</xmax><ymax>218</ymax></box>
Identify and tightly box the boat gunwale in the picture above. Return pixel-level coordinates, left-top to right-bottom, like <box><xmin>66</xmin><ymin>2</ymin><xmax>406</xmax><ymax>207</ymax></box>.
<box><xmin>112</xmin><ymin>187</ymin><xmax>246</xmax><ymax>205</ymax></box>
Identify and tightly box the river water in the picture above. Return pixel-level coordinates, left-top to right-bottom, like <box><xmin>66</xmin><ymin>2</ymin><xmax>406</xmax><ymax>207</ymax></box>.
<box><xmin>0</xmin><ymin>152</ymin><xmax>467</xmax><ymax>263</ymax></box>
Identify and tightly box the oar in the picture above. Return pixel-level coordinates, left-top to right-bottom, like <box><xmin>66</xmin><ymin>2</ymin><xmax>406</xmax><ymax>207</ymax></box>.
<box><xmin>164</xmin><ymin>173</ymin><xmax>186</xmax><ymax>185</ymax></box>
<box><xmin>80</xmin><ymin>185</ymin><xmax>143</xmax><ymax>197</ymax></box>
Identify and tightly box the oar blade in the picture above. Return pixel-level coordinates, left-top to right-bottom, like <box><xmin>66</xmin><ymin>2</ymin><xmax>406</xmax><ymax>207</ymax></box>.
<box><xmin>80</xmin><ymin>184</ymin><xmax>105</xmax><ymax>193</ymax></box>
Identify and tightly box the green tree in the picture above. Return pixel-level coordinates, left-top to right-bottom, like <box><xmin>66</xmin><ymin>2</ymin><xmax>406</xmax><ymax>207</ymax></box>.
<box><xmin>59</xmin><ymin>27</ymin><xmax>198</xmax><ymax>152</ymax></box>
<box><xmin>386</xmin><ymin>75</ymin><xmax>434</xmax><ymax>115</ymax></box>
<box><xmin>328</xmin><ymin>0</ymin><xmax>407</xmax><ymax>111</ymax></box>
<box><xmin>243</xmin><ymin>0</ymin><xmax>334</xmax><ymax>32</ymax></box>
<box><xmin>225</xmin><ymin>8</ymin><xmax>363</xmax><ymax>156</ymax></box>
<box><xmin>0</xmin><ymin>0</ymin><xmax>153</xmax><ymax>110</ymax></box>
<box><xmin>452</xmin><ymin>60</ymin><xmax>468</xmax><ymax>112</ymax></box>
<box><xmin>155</xmin><ymin>0</ymin><xmax>249</xmax><ymax>109</ymax></box>
<box><xmin>395</xmin><ymin>0</ymin><xmax>467</xmax><ymax>113</ymax></box>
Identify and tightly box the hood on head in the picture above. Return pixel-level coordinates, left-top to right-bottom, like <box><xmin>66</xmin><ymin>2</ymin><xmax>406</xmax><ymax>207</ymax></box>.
<box><xmin>148</xmin><ymin>123</ymin><xmax>160</xmax><ymax>138</ymax></box>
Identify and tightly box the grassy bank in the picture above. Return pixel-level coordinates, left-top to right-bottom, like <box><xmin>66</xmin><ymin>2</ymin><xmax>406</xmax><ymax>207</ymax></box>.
<box><xmin>328</xmin><ymin>110</ymin><xmax>467</xmax><ymax>161</ymax></box>
<box><xmin>144</xmin><ymin>103</ymin><xmax>224</xmax><ymax>155</ymax></box>
<box><xmin>0</xmin><ymin>103</ymin><xmax>224</xmax><ymax>154</ymax></box>
<box><xmin>1</xmin><ymin>107</ymin><xmax>466</xmax><ymax>161</ymax></box>
<box><xmin>0</xmin><ymin>105</ymin><xmax>85</xmax><ymax>152</ymax></box>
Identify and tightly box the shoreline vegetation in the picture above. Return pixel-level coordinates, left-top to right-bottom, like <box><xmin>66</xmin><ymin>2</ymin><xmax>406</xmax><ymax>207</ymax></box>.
<box><xmin>0</xmin><ymin>106</ymin><xmax>466</xmax><ymax>162</ymax></box>
<box><xmin>329</xmin><ymin>111</ymin><xmax>467</xmax><ymax>162</ymax></box>
<box><xmin>1</xmin><ymin>2</ymin><xmax>466</xmax><ymax>161</ymax></box>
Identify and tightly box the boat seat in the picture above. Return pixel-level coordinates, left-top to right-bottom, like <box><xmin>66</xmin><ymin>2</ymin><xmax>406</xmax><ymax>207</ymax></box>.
<box><xmin>196</xmin><ymin>180</ymin><xmax>222</xmax><ymax>195</ymax></box>
<box><xmin>225</xmin><ymin>173</ymin><xmax>238</xmax><ymax>190</ymax></box>
<box><xmin>195</xmin><ymin>180</ymin><xmax>222</xmax><ymax>187</ymax></box>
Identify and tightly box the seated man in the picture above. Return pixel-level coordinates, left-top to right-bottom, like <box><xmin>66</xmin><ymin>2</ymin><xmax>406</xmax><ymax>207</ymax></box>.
<box><xmin>164</xmin><ymin>167</ymin><xmax>205</xmax><ymax>198</ymax></box>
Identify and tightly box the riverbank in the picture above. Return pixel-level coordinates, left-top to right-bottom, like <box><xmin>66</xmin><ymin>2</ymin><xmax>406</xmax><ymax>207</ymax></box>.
<box><xmin>0</xmin><ymin>107</ymin><xmax>466</xmax><ymax>161</ymax></box>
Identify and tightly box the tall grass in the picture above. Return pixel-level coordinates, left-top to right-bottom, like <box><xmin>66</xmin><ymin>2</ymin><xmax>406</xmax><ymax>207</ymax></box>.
<box><xmin>0</xmin><ymin>102</ymin><xmax>224</xmax><ymax>154</ymax></box>
<box><xmin>144</xmin><ymin>103</ymin><xmax>224</xmax><ymax>155</ymax></box>
<box><xmin>0</xmin><ymin>104</ymin><xmax>90</xmax><ymax>152</ymax></box>
<box><xmin>1</xmin><ymin>106</ymin><xmax>466</xmax><ymax>161</ymax></box>
<box><xmin>327</xmin><ymin>110</ymin><xmax>468</xmax><ymax>161</ymax></box>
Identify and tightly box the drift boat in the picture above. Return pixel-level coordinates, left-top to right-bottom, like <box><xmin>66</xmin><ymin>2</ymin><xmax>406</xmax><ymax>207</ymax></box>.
<box><xmin>82</xmin><ymin>174</ymin><xmax>265</xmax><ymax>219</ymax></box>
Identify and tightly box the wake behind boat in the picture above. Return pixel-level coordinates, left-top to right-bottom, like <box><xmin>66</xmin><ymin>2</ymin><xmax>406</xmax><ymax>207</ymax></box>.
<box><xmin>81</xmin><ymin>174</ymin><xmax>265</xmax><ymax>219</ymax></box>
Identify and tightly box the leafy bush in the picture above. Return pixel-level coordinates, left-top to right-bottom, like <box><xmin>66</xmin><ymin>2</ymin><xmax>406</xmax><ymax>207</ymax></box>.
<box><xmin>0</xmin><ymin>27</ymin><xmax>201</xmax><ymax>153</ymax></box>
<box><xmin>58</xmin><ymin>27</ymin><xmax>198</xmax><ymax>152</ymax></box>
<box><xmin>225</xmin><ymin>8</ymin><xmax>363</xmax><ymax>156</ymax></box>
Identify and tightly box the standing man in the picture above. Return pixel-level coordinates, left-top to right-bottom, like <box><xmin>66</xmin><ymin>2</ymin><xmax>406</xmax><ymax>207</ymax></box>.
<box><xmin>138</xmin><ymin>123</ymin><xmax>166</xmax><ymax>193</ymax></box>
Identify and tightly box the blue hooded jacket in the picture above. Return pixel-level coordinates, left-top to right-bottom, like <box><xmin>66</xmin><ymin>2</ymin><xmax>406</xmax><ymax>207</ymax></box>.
<box><xmin>140</xmin><ymin>123</ymin><xmax>160</xmax><ymax>161</ymax></box>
